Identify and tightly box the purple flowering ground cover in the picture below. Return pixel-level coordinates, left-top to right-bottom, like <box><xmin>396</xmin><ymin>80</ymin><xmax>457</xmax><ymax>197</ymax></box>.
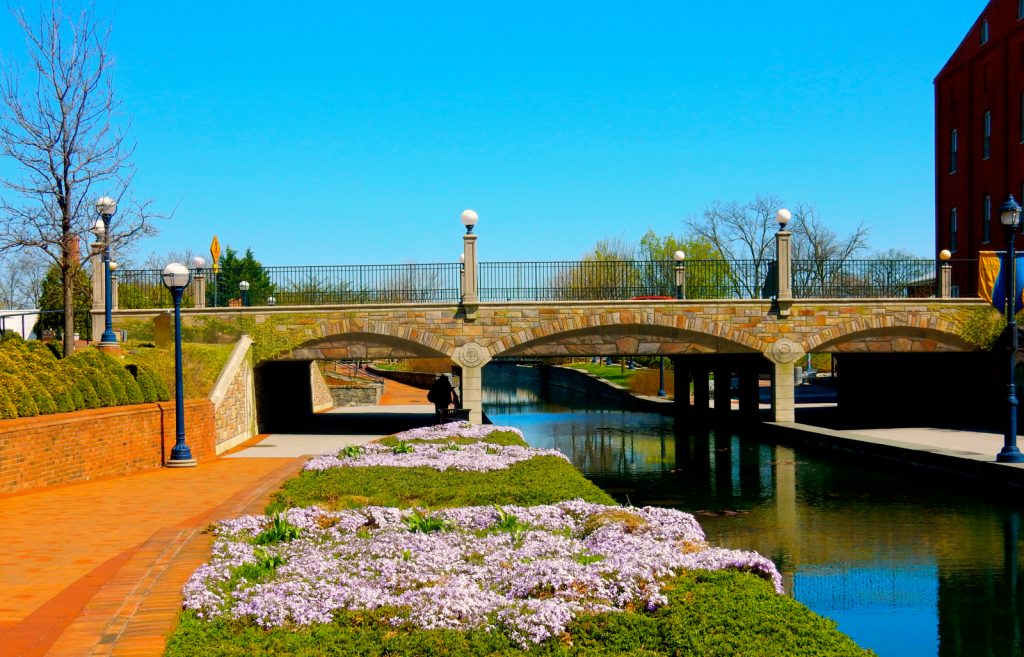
<box><xmin>304</xmin><ymin>422</ymin><xmax>568</xmax><ymax>473</ymax></box>
<box><xmin>184</xmin><ymin>501</ymin><xmax>783</xmax><ymax>648</ymax></box>
<box><xmin>172</xmin><ymin>423</ymin><xmax>873</xmax><ymax>655</ymax></box>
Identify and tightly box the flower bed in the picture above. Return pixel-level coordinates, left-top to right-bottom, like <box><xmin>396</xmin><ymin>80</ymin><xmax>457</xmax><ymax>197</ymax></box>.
<box><xmin>183</xmin><ymin>501</ymin><xmax>782</xmax><ymax>647</ymax></box>
<box><xmin>304</xmin><ymin>440</ymin><xmax>568</xmax><ymax>473</ymax></box>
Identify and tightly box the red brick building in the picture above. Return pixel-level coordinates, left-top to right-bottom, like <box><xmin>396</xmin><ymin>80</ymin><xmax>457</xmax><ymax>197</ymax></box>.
<box><xmin>935</xmin><ymin>0</ymin><xmax>1024</xmax><ymax>296</ymax></box>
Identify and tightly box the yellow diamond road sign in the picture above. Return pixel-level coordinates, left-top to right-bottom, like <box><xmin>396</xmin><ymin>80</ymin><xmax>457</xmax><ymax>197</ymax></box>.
<box><xmin>210</xmin><ymin>236</ymin><xmax>221</xmax><ymax>274</ymax></box>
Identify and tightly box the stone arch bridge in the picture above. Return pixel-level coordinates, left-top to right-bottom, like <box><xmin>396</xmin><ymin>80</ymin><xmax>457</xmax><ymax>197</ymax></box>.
<box><xmin>112</xmin><ymin>297</ymin><xmax>987</xmax><ymax>424</ymax></box>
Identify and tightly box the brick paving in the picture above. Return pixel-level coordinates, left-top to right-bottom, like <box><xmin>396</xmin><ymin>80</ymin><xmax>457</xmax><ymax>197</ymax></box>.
<box><xmin>0</xmin><ymin>378</ymin><xmax>425</xmax><ymax>657</ymax></box>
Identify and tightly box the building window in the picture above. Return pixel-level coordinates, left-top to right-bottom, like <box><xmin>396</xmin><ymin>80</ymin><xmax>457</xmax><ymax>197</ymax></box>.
<box><xmin>984</xmin><ymin>111</ymin><xmax>992</xmax><ymax>159</ymax></box>
<box><xmin>981</xmin><ymin>19</ymin><xmax>989</xmax><ymax>44</ymax></box>
<box><xmin>951</xmin><ymin>208</ymin><xmax>958</xmax><ymax>253</ymax></box>
<box><xmin>984</xmin><ymin>195</ymin><xmax>992</xmax><ymax>243</ymax></box>
<box><xmin>1021</xmin><ymin>93</ymin><xmax>1024</xmax><ymax>143</ymax></box>
<box><xmin>1019</xmin><ymin>0</ymin><xmax>1023</xmax><ymax>20</ymax></box>
<box><xmin>950</xmin><ymin>129</ymin><xmax>958</xmax><ymax>172</ymax></box>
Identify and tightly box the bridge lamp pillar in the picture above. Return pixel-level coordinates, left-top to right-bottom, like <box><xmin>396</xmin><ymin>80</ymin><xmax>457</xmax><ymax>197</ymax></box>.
<box><xmin>938</xmin><ymin>250</ymin><xmax>952</xmax><ymax>298</ymax></box>
<box><xmin>239</xmin><ymin>280</ymin><xmax>250</xmax><ymax>307</ymax></box>
<box><xmin>461</xmin><ymin>210</ymin><xmax>479</xmax><ymax>316</ymax></box>
<box><xmin>191</xmin><ymin>257</ymin><xmax>207</xmax><ymax>309</ymax></box>
<box><xmin>775</xmin><ymin>208</ymin><xmax>793</xmax><ymax>304</ymax></box>
<box><xmin>673</xmin><ymin>250</ymin><xmax>686</xmax><ymax>299</ymax></box>
<box><xmin>162</xmin><ymin>262</ymin><xmax>197</xmax><ymax>468</ymax></box>
<box><xmin>998</xmin><ymin>196</ymin><xmax>1024</xmax><ymax>463</ymax></box>
<box><xmin>95</xmin><ymin>196</ymin><xmax>118</xmax><ymax>349</ymax></box>
<box><xmin>459</xmin><ymin>253</ymin><xmax>466</xmax><ymax>299</ymax></box>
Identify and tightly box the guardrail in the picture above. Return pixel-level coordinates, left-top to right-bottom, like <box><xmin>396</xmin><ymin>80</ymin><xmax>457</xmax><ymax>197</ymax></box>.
<box><xmin>110</xmin><ymin>259</ymin><xmax>960</xmax><ymax>309</ymax></box>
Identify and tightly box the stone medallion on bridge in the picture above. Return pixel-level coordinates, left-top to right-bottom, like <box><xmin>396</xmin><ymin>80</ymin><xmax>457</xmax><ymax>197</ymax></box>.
<box><xmin>451</xmin><ymin>341</ymin><xmax>492</xmax><ymax>369</ymax></box>
<box><xmin>766</xmin><ymin>337</ymin><xmax>804</xmax><ymax>364</ymax></box>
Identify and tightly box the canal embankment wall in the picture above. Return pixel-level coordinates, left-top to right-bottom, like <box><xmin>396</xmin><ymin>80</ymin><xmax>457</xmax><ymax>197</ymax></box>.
<box><xmin>764</xmin><ymin>422</ymin><xmax>1024</xmax><ymax>492</ymax></box>
<box><xmin>531</xmin><ymin>364</ymin><xmax>674</xmax><ymax>413</ymax></box>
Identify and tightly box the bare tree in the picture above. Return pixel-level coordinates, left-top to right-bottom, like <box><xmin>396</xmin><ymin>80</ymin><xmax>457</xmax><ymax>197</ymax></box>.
<box><xmin>0</xmin><ymin>4</ymin><xmax>158</xmax><ymax>354</ymax></box>
<box><xmin>789</xmin><ymin>204</ymin><xmax>870</xmax><ymax>296</ymax></box>
<box><xmin>0</xmin><ymin>251</ymin><xmax>47</xmax><ymax>308</ymax></box>
<box><xmin>686</xmin><ymin>194</ymin><xmax>783</xmax><ymax>297</ymax></box>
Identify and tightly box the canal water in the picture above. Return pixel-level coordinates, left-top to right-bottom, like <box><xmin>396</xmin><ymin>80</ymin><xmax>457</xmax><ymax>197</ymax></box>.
<box><xmin>483</xmin><ymin>365</ymin><xmax>1024</xmax><ymax>657</ymax></box>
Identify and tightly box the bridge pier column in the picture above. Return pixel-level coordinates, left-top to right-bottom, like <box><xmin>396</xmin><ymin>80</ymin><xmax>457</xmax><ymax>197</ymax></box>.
<box><xmin>692</xmin><ymin>366</ymin><xmax>710</xmax><ymax>419</ymax></box>
<box><xmin>450</xmin><ymin>342</ymin><xmax>491</xmax><ymax>425</ymax></box>
<box><xmin>672</xmin><ymin>358</ymin><xmax>691</xmax><ymax>419</ymax></box>
<box><xmin>764</xmin><ymin>338</ymin><xmax>804</xmax><ymax>423</ymax></box>
<box><xmin>713</xmin><ymin>365</ymin><xmax>731</xmax><ymax>418</ymax></box>
<box><xmin>738</xmin><ymin>363</ymin><xmax>760</xmax><ymax>419</ymax></box>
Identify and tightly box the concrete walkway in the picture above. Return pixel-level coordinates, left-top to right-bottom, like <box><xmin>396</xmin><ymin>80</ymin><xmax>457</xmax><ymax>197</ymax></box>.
<box><xmin>0</xmin><ymin>379</ymin><xmax>432</xmax><ymax>657</ymax></box>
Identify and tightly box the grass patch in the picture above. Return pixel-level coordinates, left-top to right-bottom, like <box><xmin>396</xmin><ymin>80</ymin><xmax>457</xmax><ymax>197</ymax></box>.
<box><xmin>166</xmin><ymin>570</ymin><xmax>871</xmax><ymax>657</ymax></box>
<box><xmin>565</xmin><ymin>363</ymin><xmax>636</xmax><ymax>387</ymax></box>
<box><xmin>268</xmin><ymin>456</ymin><xmax>616</xmax><ymax>512</ymax></box>
<box><xmin>122</xmin><ymin>342</ymin><xmax>233</xmax><ymax>398</ymax></box>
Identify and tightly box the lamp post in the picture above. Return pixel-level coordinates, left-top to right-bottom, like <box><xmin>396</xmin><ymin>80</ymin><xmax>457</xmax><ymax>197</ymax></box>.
<box><xmin>161</xmin><ymin>262</ymin><xmax>197</xmax><ymax>467</ymax></box>
<box><xmin>239</xmin><ymin>280</ymin><xmax>250</xmax><ymax>307</ymax></box>
<box><xmin>267</xmin><ymin>295</ymin><xmax>276</xmax><ymax>306</ymax></box>
<box><xmin>658</xmin><ymin>357</ymin><xmax>667</xmax><ymax>397</ymax></box>
<box><xmin>998</xmin><ymin>195</ymin><xmax>1024</xmax><ymax>463</ymax></box>
<box><xmin>94</xmin><ymin>196</ymin><xmax>118</xmax><ymax>348</ymax></box>
<box><xmin>461</xmin><ymin>210</ymin><xmax>479</xmax><ymax>313</ymax></box>
<box><xmin>939</xmin><ymin>249</ymin><xmax>952</xmax><ymax>298</ymax></box>
<box><xmin>673</xmin><ymin>250</ymin><xmax>686</xmax><ymax>300</ymax></box>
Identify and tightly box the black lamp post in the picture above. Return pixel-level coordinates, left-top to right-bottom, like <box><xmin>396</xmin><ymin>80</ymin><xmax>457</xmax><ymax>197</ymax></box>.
<box><xmin>998</xmin><ymin>195</ymin><xmax>1024</xmax><ymax>463</ymax></box>
<box><xmin>658</xmin><ymin>356</ymin><xmax>667</xmax><ymax>397</ymax></box>
<box><xmin>239</xmin><ymin>280</ymin><xmax>250</xmax><ymax>307</ymax></box>
<box><xmin>673</xmin><ymin>250</ymin><xmax>686</xmax><ymax>300</ymax></box>
<box><xmin>162</xmin><ymin>262</ymin><xmax>197</xmax><ymax>467</ymax></box>
<box><xmin>94</xmin><ymin>196</ymin><xmax>118</xmax><ymax>348</ymax></box>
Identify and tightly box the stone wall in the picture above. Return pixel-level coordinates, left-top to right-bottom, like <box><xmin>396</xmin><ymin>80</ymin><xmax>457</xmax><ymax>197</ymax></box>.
<box><xmin>0</xmin><ymin>401</ymin><xmax>215</xmax><ymax>495</ymax></box>
<box><xmin>310</xmin><ymin>362</ymin><xmax>335</xmax><ymax>412</ymax></box>
<box><xmin>366</xmin><ymin>366</ymin><xmax>437</xmax><ymax>389</ymax></box>
<box><xmin>209</xmin><ymin>337</ymin><xmax>258</xmax><ymax>454</ymax></box>
<box><xmin>329</xmin><ymin>386</ymin><xmax>381</xmax><ymax>406</ymax></box>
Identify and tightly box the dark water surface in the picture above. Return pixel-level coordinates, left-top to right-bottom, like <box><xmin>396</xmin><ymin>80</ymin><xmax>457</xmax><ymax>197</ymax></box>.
<box><xmin>484</xmin><ymin>365</ymin><xmax>1024</xmax><ymax>657</ymax></box>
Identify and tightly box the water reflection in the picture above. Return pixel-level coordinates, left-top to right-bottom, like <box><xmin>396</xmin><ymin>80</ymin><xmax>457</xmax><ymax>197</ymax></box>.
<box><xmin>484</xmin><ymin>364</ymin><xmax>1024</xmax><ymax>657</ymax></box>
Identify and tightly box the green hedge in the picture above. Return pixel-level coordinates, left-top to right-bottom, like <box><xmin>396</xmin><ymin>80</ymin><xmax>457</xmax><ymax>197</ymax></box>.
<box><xmin>0</xmin><ymin>334</ymin><xmax>169</xmax><ymax>419</ymax></box>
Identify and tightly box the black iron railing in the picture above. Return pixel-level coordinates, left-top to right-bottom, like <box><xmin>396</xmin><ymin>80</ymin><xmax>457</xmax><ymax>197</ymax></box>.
<box><xmin>111</xmin><ymin>259</ymin><xmax>960</xmax><ymax>309</ymax></box>
<box><xmin>478</xmin><ymin>260</ymin><xmax>770</xmax><ymax>301</ymax></box>
<box><xmin>791</xmin><ymin>259</ymin><xmax>939</xmax><ymax>298</ymax></box>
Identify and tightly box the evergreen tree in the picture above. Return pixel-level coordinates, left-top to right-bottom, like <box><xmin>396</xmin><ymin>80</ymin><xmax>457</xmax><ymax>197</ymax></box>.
<box><xmin>36</xmin><ymin>264</ymin><xmax>91</xmax><ymax>340</ymax></box>
<box><xmin>208</xmin><ymin>247</ymin><xmax>274</xmax><ymax>306</ymax></box>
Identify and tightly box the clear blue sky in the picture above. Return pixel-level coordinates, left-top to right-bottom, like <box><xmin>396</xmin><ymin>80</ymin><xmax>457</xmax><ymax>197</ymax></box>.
<box><xmin>1</xmin><ymin>1</ymin><xmax>991</xmax><ymax>265</ymax></box>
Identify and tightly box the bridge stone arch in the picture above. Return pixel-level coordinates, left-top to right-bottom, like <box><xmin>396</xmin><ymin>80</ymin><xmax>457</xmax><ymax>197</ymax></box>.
<box><xmin>805</xmin><ymin>323</ymin><xmax>976</xmax><ymax>353</ymax></box>
<box><xmin>281</xmin><ymin>330</ymin><xmax>451</xmax><ymax>361</ymax></box>
<box><xmin>490</xmin><ymin>312</ymin><xmax>764</xmax><ymax>358</ymax></box>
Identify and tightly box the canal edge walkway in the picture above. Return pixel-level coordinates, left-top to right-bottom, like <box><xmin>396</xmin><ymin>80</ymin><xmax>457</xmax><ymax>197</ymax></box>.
<box><xmin>766</xmin><ymin>422</ymin><xmax>1024</xmax><ymax>490</ymax></box>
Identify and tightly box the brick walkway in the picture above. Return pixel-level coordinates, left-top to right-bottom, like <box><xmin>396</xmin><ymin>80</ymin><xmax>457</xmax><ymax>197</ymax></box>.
<box><xmin>0</xmin><ymin>378</ymin><xmax>433</xmax><ymax>657</ymax></box>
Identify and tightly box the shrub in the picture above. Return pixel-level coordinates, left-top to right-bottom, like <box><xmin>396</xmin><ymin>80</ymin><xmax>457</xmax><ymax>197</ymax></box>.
<box><xmin>112</xmin><ymin>365</ymin><xmax>144</xmax><ymax>405</ymax></box>
<box><xmin>25</xmin><ymin>377</ymin><xmax>57</xmax><ymax>415</ymax></box>
<box><xmin>31</xmin><ymin>369</ymin><xmax>75</xmax><ymax>413</ymax></box>
<box><xmin>133</xmin><ymin>366</ymin><xmax>159</xmax><ymax>403</ymax></box>
<box><xmin>0</xmin><ymin>386</ymin><xmax>17</xmax><ymax>419</ymax></box>
<box><xmin>0</xmin><ymin>374</ymin><xmax>39</xmax><ymax>417</ymax></box>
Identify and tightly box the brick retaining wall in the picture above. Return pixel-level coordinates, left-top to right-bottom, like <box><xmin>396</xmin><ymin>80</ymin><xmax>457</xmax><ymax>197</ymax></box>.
<box><xmin>0</xmin><ymin>400</ymin><xmax>215</xmax><ymax>496</ymax></box>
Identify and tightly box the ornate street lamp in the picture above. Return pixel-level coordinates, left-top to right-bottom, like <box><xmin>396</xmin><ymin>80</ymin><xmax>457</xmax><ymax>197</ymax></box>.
<box><xmin>94</xmin><ymin>196</ymin><xmax>118</xmax><ymax>348</ymax></box>
<box><xmin>998</xmin><ymin>195</ymin><xmax>1024</xmax><ymax>463</ymax></box>
<box><xmin>161</xmin><ymin>262</ymin><xmax>197</xmax><ymax>467</ymax></box>
<box><xmin>674</xmin><ymin>250</ymin><xmax>686</xmax><ymax>300</ymax></box>
<box><xmin>239</xmin><ymin>280</ymin><xmax>250</xmax><ymax>307</ymax></box>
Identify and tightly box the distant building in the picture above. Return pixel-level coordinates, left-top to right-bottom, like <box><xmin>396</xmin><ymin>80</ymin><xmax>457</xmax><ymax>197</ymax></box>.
<box><xmin>935</xmin><ymin>0</ymin><xmax>1024</xmax><ymax>296</ymax></box>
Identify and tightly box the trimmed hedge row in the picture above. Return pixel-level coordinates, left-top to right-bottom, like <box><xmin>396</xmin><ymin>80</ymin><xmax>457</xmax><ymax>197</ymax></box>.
<box><xmin>0</xmin><ymin>334</ymin><xmax>170</xmax><ymax>420</ymax></box>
